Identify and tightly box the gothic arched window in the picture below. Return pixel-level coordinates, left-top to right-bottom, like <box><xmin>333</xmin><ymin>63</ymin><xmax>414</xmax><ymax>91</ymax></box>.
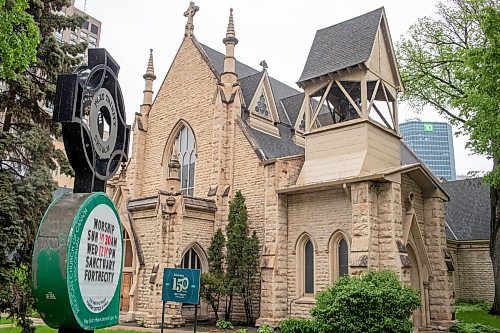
<box><xmin>182</xmin><ymin>248</ymin><xmax>202</xmax><ymax>271</ymax></box>
<box><xmin>304</xmin><ymin>239</ymin><xmax>314</xmax><ymax>294</ymax></box>
<box><xmin>174</xmin><ymin>126</ymin><xmax>196</xmax><ymax>196</ymax></box>
<box><xmin>330</xmin><ymin>232</ymin><xmax>349</xmax><ymax>281</ymax></box>
<box><xmin>338</xmin><ymin>238</ymin><xmax>349</xmax><ymax>277</ymax></box>
<box><xmin>123</xmin><ymin>228</ymin><xmax>133</xmax><ymax>268</ymax></box>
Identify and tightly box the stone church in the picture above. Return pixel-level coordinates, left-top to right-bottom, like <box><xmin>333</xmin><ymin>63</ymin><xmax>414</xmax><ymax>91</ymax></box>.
<box><xmin>108</xmin><ymin>3</ymin><xmax>455</xmax><ymax>331</ymax></box>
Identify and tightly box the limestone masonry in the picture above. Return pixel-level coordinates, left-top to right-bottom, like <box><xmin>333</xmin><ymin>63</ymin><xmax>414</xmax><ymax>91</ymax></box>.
<box><xmin>105</xmin><ymin>4</ymin><xmax>473</xmax><ymax>332</ymax></box>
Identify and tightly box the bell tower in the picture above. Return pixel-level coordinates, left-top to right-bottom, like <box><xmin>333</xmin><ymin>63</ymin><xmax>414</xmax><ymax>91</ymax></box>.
<box><xmin>294</xmin><ymin>8</ymin><xmax>407</xmax><ymax>277</ymax></box>
<box><xmin>295</xmin><ymin>7</ymin><xmax>403</xmax><ymax>186</ymax></box>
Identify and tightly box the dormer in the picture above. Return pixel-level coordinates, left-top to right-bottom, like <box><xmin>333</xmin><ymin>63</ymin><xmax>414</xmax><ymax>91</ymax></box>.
<box><xmin>241</xmin><ymin>70</ymin><xmax>280</xmax><ymax>138</ymax></box>
<box><xmin>294</xmin><ymin>7</ymin><xmax>403</xmax><ymax>186</ymax></box>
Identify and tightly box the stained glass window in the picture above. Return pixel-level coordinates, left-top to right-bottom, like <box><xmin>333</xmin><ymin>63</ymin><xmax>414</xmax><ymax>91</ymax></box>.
<box><xmin>305</xmin><ymin>240</ymin><xmax>314</xmax><ymax>294</ymax></box>
<box><xmin>175</xmin><ymin>126</ymin><xmax>196</xmax><ymax>196</ymax></box>
<box><xmin>338</xmin><ymin>238</ymin><xmax>349</xmax><ymax>277</ymax></box>
<box><xmin>254</xmin><ymin>92</ymin><xmax>269</xmax><ymax>118</ymax></box>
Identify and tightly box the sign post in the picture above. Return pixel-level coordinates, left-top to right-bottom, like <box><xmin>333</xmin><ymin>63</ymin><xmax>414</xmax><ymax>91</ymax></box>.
<box><xmin>32</xmin><ymin>48</ymin><xmax>130</xmax><ymax>333</ymax></box>
<box><xmin>161</xmin><ymin>268</ymin><xmax>201</xmax><ymax>333</ymax></box>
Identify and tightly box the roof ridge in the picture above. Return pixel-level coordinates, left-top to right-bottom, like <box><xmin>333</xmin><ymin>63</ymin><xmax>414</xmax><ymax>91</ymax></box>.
<box><xmin>316</xmin><ymin>7</ymin><xmax>384</xmax><ymax>33</ymax></box>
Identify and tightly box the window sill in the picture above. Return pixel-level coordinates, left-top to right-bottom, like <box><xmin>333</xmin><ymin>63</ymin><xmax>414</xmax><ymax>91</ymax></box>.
<box><xmin>295</xmin><ymin>296</ymin><xmax>316</xmax><ymax>305</ymax></box>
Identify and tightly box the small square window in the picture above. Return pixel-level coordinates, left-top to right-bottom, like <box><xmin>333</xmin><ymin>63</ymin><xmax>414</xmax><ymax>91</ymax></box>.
<box><xmin>91</xmin><ymin>24</ymin><xmax>99</xmax><ymax>34</ymax></box>
<box><xmin>90</xmin><ymin>36</ymin><xmax>97</xmax><ymax>44</ymax></box>
<box><xmin>82</xmin><ymin>21</ymin><xmax>89</xmax><ymax>30</ymax></box>
<box><xmin>80</xmin><ymin>30</ymin><xmax>87</xmax><ymax>40</ymax></box>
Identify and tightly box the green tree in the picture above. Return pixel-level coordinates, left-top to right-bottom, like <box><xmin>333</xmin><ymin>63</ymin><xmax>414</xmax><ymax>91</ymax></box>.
<box><xmin>209</xmin><ymin>228</ymin><xmax>226</xmax><ymax>274</ymax></box>
<box><xmin>201</xmin><ymin>228</ymin><xmax>226</xmax><ymax>321</ymax></box>
<box><xmin>0</xmin><ymin>0</ymin><xmax>39</xmax><ymax>80</ymax></box>
<box><xmin>240</xmin><ymin>231</ymin><xmax>260</xmax><ymax>326</ymax></box>
<box><xmin>311</xmin><ymin>271</ymin><xmax>420</xmax><ymax>333</ymax></box>
<box><xmin>0</xmin><ymin>1</ymin><xmax>84</xmax><ymax>331</ymax></box>
<box><xmin>397</xmin><ymin>0</ymin><xmax>500</xmax><ymax>313</ymax></box>
<box><xmin>225</xmin><ymin>191</ymin><xmax>260</xmax><ymax>325</ymax></box>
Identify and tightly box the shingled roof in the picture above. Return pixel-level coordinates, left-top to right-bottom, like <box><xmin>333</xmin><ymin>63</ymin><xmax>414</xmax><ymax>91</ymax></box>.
<box><xmin>298</xmin><ymin>7</ymin><xmax>384</xmax><ymax>83</ymax></box>
<box><xmin>200</xmin><ymin>43</ymin><xmax>304</xmax><ymax>159</ymax></box>
<box><xmin>442</xmin><ymin>178</ymin><xmax>490</xmax><ymax>241</ymax></box>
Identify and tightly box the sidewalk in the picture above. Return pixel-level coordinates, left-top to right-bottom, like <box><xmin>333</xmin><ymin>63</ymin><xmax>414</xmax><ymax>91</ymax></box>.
<box><xmin>0</xmin><ymin>317</ymin><xmax>255</xmax><ymax>333</ymax></box>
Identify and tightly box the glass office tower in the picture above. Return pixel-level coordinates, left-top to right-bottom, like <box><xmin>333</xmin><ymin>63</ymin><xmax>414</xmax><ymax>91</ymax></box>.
<box><xmin>400</xmin><ymin>121</ymin><xmax>456</xmax><ymax>181</ymax></box>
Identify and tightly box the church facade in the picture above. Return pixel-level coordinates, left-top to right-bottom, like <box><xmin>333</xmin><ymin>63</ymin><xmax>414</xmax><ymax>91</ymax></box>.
<box><xmin>108</xmin><ymin>4</ymin><xmax>455</xmax><ymax>331</ymax></box>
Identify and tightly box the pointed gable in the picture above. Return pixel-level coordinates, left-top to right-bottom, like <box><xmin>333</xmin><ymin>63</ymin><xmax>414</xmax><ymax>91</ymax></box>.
<box><xmin>298</xmin><ymin>7</ymin><xmax>384</xmax><ymax>84</ymax></box>
<box><xmin>240</xmin><ymin>71</ymin><xmax>264</xmax><ymax>107</ymax></box>
<box><xmin>366</xmin><ymin>13</ymin><xmax>403</xmax><ymax>91</ymax></box>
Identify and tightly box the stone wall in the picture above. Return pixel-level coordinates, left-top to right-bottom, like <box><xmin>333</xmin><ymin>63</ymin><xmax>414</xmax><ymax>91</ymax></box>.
<box><xmin>423</xmin><ymin>196</ymin><xmax>454</xmax><ymax>329</ymax></box>
<box><xmin>286</xmin><ymin>188</ymin><xmax>352</xmax><ymax>318</ymax></box>
<box><xmin>129</xmin><ymin>207</ymin><xmax>164</xmax><ymax>325</ymax></box>
<box><xmin>449</xmin><ymin>241</ymin><xmax>494</xmax><ymax>302</ymax></box>
<box><xmin>140</xmin><ymin>37</ymin><xmax>218</xmax><ymax>198</ymax></box>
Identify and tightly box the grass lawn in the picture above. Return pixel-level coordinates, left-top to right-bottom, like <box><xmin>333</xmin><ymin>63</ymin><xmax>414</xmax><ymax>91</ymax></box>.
<box><xmin>456</xmin><ymin>301</ymin><xmax>500</xmax><ymax>330</ymax></box>
<box><xmin>0</xmin><ymin>318</ymin><xmax>15</xmax><ymax>325</ymax></box>
<box><xmin>0</xmin><ymin>327</ymin><xmax>150</xmax><ymax>333</ymax></box>
<box><xmin>457</xmin><ymin>309</ymin><xmax>500</xmax><ymax>329</ymax></box>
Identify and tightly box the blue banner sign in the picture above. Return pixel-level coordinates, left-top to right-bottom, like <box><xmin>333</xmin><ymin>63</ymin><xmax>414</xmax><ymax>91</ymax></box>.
<box><xmin>162</xmin><ymin>268</ymin><xmax>200</xmax><ymax>305</ymax></box>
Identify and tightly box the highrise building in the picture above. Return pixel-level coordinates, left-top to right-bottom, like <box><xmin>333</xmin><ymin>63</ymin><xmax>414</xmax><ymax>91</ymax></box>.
<box><xmin>400</xmin><ymin>120</ymin><xmax>456</xmax><ymax>181</ymax></box>
<box><xmin>54</xmin><ymin>0</ymin><xmax>101</xmax><ymax>60</ymax></box>
<box><xmin>53</xmin><ymin>0</ymin><xmax>102</xmax><ymax>193</ymax></box>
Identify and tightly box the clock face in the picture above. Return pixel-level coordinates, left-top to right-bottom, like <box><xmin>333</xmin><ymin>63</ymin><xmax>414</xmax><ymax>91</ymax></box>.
<box><xmin>89</xmin><ymin>88</ymin><xmax>118</xmax><ymax>159</ymax></box>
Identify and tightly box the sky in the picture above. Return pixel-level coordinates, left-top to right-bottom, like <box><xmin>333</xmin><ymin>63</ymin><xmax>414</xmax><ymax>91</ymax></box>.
<box><xmin>74</xmin><ymin>0</ymin><xmax>492</xmax><ymax>176</ymax></box>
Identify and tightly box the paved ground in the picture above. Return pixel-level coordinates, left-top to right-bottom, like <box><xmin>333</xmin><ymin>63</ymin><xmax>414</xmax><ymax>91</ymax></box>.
<box><xmin>0</xmin><ymin>317</ymin><xmax>257</xmax><ymax>333</ymax></box>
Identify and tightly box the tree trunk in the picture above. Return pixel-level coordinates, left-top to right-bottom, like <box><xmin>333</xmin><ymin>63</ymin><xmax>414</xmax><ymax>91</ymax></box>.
<box><xmin>490</xmin><ymin>158</ymin><xmax>500</xmax><ymax>315</ymax></box>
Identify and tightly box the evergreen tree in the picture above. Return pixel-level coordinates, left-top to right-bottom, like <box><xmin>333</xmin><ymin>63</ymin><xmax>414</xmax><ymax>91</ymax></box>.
<box><xmin>225</xmin><ymin>191</ymin><xmax>260</xmax><ymax>325</ymax></box>
<box><xmin>0</xmin><ymin>1</ymin><xmax>84</xmax><ymax>331</ymax></box>
<box><xmin>201</xmin><ymin>228</ymin><xmax>226</xmax><ymax>321</ymax></box>
<box><xmin>208</xmin><ymin>228</ymin><xmax>225</xmax><ymax>275</ymax></box>
<box><xmin>240</xmin><ymin>231</ymin><xmax>260</xmax><ymax>326</ymax></box>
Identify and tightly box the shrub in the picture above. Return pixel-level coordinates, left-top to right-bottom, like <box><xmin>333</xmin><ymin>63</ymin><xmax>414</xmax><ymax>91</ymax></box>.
<box><xmin>216</xmin><ymin>319</ymin><xmax>234</xmax><ymax>331</ymax></box>
<box><xmin>236</xmin><ymin>329</ymin><xmax>248</xmax><ymax>333</ymax></box>
<box><xmin>456</xmin><ymin>299</ymin><xmax>492</xmax><ymax>312</ymax></box>
<box><xmin>310</xmin><ymin>271</ymin><xmax>420</xmax><ymax>333</ymax></box>
<box><xmin>257</xmin><ymin>324</ymin><xmax>274</xmax><ymax>333</ymax></box>
<box><xmin>279</xmin><ymin>319</ymin><xmax>321</xmax><ymax>333</ymax></box>
<box><xmin>450</xmin><ymin>322</ymin><xmax>500</xmax><ymax>333</ymax></box>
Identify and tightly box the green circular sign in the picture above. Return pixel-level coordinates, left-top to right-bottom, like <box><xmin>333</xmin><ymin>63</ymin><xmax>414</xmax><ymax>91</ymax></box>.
<box><xmin>33</xmin><ymin>192</ymin><xmax>123</xmax><ymax>330</ymax></box>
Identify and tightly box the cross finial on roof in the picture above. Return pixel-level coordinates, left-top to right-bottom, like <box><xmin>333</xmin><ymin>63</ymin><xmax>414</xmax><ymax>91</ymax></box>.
<box><xmin>184</xmin><ymin>2</ymin><xmax>199</xmax><ymax>37</ymax></box>
<box><xmin>260</xmin><ymin>60</ymin><xmax>268</xmax><ymax>71</ymax></box>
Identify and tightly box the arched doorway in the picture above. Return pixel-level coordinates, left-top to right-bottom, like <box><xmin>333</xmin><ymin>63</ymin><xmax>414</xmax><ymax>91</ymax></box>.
<box><xmin>407</xmin><ymin>244</ymin><xmax>427</xmax><ymax>329</ymax></box>
<box><xmin>120</xmin><ymin>227</ymin><xmax>134</xmax><ymax>311</ymax></box>
<box><xmin>180</xmin><ymin>244</ymin><xmax>208</xmax><ymax>321</ymax></box>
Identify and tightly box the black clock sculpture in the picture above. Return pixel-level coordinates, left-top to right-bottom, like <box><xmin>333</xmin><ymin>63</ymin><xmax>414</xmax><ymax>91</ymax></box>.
<box><xmin>54</xmin><ymin>49</ymin><xmax>130</xmax><ymax>193</ymax></box>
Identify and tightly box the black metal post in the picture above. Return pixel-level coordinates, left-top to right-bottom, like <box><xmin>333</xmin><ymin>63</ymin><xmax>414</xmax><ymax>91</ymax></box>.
<box><xmin>161</xmin><ymin>301</ymin><xmax>166</xmax><ymax>333</ymax></box>
<box><xmin>193</xmin><ymin>304</ymin><xmax>198</xmax><ymax>333</ymax></box>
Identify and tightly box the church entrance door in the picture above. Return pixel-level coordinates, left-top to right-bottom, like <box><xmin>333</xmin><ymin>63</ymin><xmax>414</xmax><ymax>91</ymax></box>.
<box><xmin>408</xmin><ymin>245</ymin><xmax>426</xmax><ymax>330</ymax></box>
<box><xmin>120</xmin><ymin>272</ymin><xmax>132</xmax><ymax>311</ymax></box>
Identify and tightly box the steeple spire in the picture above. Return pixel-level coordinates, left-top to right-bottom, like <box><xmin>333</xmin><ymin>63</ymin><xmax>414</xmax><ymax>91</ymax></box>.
<box><xmin>143</xmin><ymin>49</ymin><xmax>156</xmax><ymax>81</ymax></box>
<box><xmin>223</xmin><ymin>8</ymin><xmax>238</xmax><ymax>46</ymax></box>
<box><xmin>184</xmin><ymin>2</ymin><xmax>199</xmax><ymax>37</ymax></box>
<box><xmin>222</xmin><ymin>8</ymin><xmax>238</xmax><ymax>77</ymax></box>
<box><xmin>141</xmin><ymin>49</ymin><xmax>156</xmax><ymax>113</ymax></box>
